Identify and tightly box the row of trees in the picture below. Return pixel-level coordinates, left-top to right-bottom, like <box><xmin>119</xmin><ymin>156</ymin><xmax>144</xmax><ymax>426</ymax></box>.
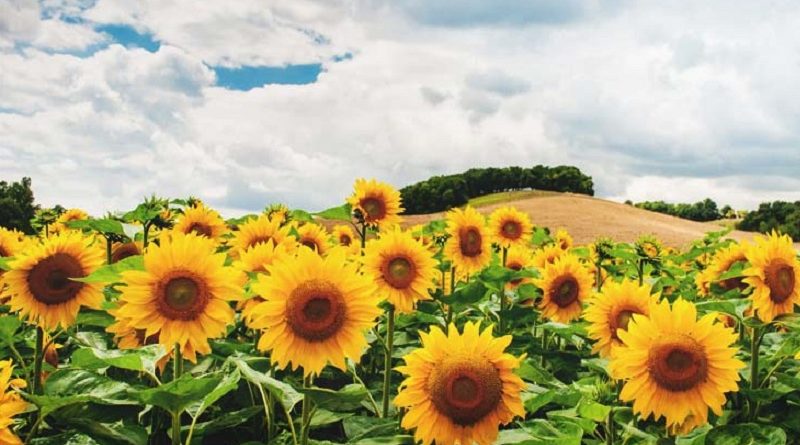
<box><xmin>0</xmin><ymin>177</ymin><xmax>37</xmax><ymax>234</ymax></box>
<box><xmin>737</xmin><ymin>201</ymin><xmax>800</xmax><ymax>240</ymax></box>
<box><xmin>400</xmin><ymin>165</ymin><xmax>594</xmax><ymax>214</ymax></box>
<box><xmin>626</xmin><ymin>198</ymin><xmax>730</xmax><ymax>222</ymax></box>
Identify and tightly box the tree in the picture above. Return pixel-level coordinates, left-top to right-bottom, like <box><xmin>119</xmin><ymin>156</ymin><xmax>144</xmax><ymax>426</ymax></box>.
<box><xmin>0</xmin><ymin>177</ymin><xmax>38</xmax><ymax>234</ymax></box>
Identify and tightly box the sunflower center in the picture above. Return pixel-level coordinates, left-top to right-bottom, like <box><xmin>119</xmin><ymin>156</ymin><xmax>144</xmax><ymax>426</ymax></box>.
<box><xmin>300</xmin><ymin>239</ymin><xmax>320</xmax><ymax>252</ymax></box>
<box><xmin>248</xmin><ymin>236</ymin><xmax>273</xmax><ymax>249</ymax></box>
<box><xmin>339</xmin><ymin>234</ymin><xmax>352</xmax><ymax>246</ymax></box>
<box><xmin>501</xmin><ymin>221</ymin><xmax>521</xmax><ymax>239</ymax></box>
<box><xmin>430</xmin><ymin>359</ymin><xmax>503</xmax><ymax>426</ymax></box>
<box><xmin>648</xmin><ymin>337</ymin><xmax>708</xmax><ymax>392</ymax></box>
<box><xmin>507</xmin><ymin>262</ymin><xmax>523</xmax><ymax>286</ymax></box>
<box><xmin>360</xmin><ymin>197</ymin><xmax>386</xmax><ymax>221</ymax></box>
<box><xmin>383</xmin><ymin>256</ymin><xmax>416</xmax><ymax>289</ymax></box>
<box><xmin>155</xmin><ymin>273</ymin><xmax>210</xmax><ymax>321</ymax></box>
<box><xmin>111</xmin><ymin>243</ymin><xmax>139</xmax><ymax>263</ymax></box>
<box><xmin>27</xmin><ymin>253</ymin><xmax>85</xmax><ymax>305</ymax></box>
<box><xmin>187</xmin><ymin>222</ymin><xmax>213</xmax><ymax>237</ymax></box>
<box><xmin>551</xmin><ymin>276</ymin><xmax>579</xmax><ymax>307</ymax></box>
<box><xmin>611</xmin><ymin>309</ymin><xmax>638</xmax><ymax>340</ymax></box>
<box><xmin>0</xmin><ymin>246</ymin><xmax>8</xmax><ymax>257</ymax></box>
<box><xmin>459</xmin><ymin>227</ymin><xmax>483</xmax><ymax>258</ymax></box>
<box><xmin>765</xmin><ymin>262</ymin><xmax>795</xmax><ymax>303</ymax></box>
<box><xmin>287</xmin><ymin>279</ymin><xmax>346</xmax><ymax>342</ymax></box>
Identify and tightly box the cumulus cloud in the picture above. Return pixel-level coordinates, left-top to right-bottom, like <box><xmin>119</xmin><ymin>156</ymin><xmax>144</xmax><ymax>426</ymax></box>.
<box><xmin>0</xmin><ymin>0</ymin><xmax>799</xmax><ymax>216</ymax></box>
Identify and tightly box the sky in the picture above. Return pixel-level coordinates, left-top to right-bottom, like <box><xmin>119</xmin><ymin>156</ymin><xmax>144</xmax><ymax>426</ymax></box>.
<box><xmin>1</xmin><ymin>0</ymin><xmax>799</xmax><ymax>216</ymax></box>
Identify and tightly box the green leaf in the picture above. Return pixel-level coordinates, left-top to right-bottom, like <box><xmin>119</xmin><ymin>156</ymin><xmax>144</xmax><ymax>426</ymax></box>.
<box><xmin>0</xmin><ymin>256</ymin><xmax>13</xmax><ymax>271</ymax></box>
<box><xmin>704</xmin><ymin>423</ymin><xmax>786</xmax><ymax>445</ymax></box>
<box><xmin>75</xmin><ymin>309</ymin><xmax>116</xmax><ymax>328</ymax></box>
<box><xmin>66</xmin><ymin>219</ymin><xmax>125</xmax><ymax>235</ymax></box>
<box><xmin>576</xmin><ymin>398</ymin><xmax>610</xmax><ymax>422</ymax></box>
<box><xmin>72</xmin><ymin>255</ymin><xmax>144</xmax><ymax>283</ymax></box>
<box><xmin>184</xmin><ymin>407</ymin><xmax>261</xmax><ymax>443</ymax></box>
<box><xmin>289</xmin><ymin>209</ymin><xmax>314</xmax><ymax>223</ymax></box>
<box><xmin>443</xmin><ymin>280</ymin><xmax>489</xmax><ymax>306</ymax></box>
<box><xmin>135</xmin><ymin>374</ymin><xmax>222</xmax><ymax>414</ymax></box>
<box><xmin>0</xmin><ymin>315</ymin><xmax>22</xmax><ymax>345</ymax></box>
<box><xmin>314</xmin><ymin>203</ymin><xmax>352</xmax><ymax>221</ymax></box>
<box><xmin>186</xmin><ymin>370</ymin><xmax>241</xmax><ymax>418</ymax></box>
<box><xmin>344</xmin><ymin>417</ymin><xmax>400</xmax><ymax>442</ymax></box>
<box><xmin>30</xmin><ymin>433</ymin><xmax>102</xmax><ymax>445</ymax></box>
<box><xmin>350</xmin><ymin>437</ymin><xmax>414</xmax><ymax>445</ymax></box>
<box><xmin>497</xmin><ymin>418</ymin><xmax>583</xmax><ymax>445</ymax></box>
<box><xmin>70</xmin><ymin>345</ymin><xmax>167</xmax><ymax>375</ymax></box>
<box><xmin>58</xmin><ymin>418</ymin><xmax>148</xmax><ymax>445</ymax></box>
<box><xmin>608</xmin><ymin>247</ymin><xmax>638</xmax><ymax>262</ymax></box>
<box><xmin>29</xmin><ymin>369</ymin><xmax>137</xmax><ymax>416</ymax></box>
<box><xmin>229</xmin><ymin>356</ymin><xmax>303</xmax><ymax>411</ymax></box>
<box><xmin>310</xmin><ymin>409</ymin><xmax>353</xmax><ymax>427</ymax></box>
<box><xmin>299</xmin><ymin>384</ymin><xmax>368</xmax><ymax>412</ymax></box>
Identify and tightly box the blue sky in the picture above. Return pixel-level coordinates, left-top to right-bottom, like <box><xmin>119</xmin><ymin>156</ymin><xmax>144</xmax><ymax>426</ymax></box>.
<box><xmin>0</xmin><ymin>0</ymin><xmax>798</xmax><ymax>215</ymax></box>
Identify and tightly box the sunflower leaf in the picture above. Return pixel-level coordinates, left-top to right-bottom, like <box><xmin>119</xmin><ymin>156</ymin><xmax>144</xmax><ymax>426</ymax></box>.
<box><xmin>135</xmin><ymin>374</ymin><xmax>222</xmax><ymax>414</ymax></box>
<box><xmin>72</xmin><ymin>255</ymin><xmax>144</xmax><ymax>283</ymax></box>
<box><xmin>66</xmin><ymin>219</ymin><xmax>125</xmax><ymax>235</ymax></box>
<box><xmin>314</xmin><ymin>203</ymin><xmax>352</xmax><ymax>221</ymax></box>
<box><xmin>705</xmin><ymin>423</ymin><xmax>786</xmax><ymax>444</ymax></box>
<box><xmin>71</xmin><ymin>344</ymin><xmax>167</xmax><ymax>375</ymax></box>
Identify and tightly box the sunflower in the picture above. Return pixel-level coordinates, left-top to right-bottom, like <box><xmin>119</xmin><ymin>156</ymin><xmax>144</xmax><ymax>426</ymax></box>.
<box><xmin>487</xmin><ymin>206</ymin><xmax>532</xmax><ymax>248</ymax></box>
<box><xmin>554</xmin><ymin>228</ymin><xmax>573</xmax><ymax>251</ymax></box>
<box><xmin>249</xmin><ymin>248</ymin><xmax>380</xmax><ymax>376</ymax></box>
<box><xmin>743</xmin><ymin>231</ymin><xmax>800</xmax><ymax>322</ymax></box>
<box><xmin>230</xmin><ymin>214</ymin><xmax>291</xmax><ymax>256</ymax></box>
<box><xmin>172</xmin><ymin>204</ymin><xmax>227</xmax><ymax>241</ymax></box>
<box><xmin>531</xmin><ymin>244</ymin><xmax>566</xmax><ymax>269</ymax></box>
<box><xmin>584</xmin><ymin>280</ymin><xmax>660</xmax><ymax>358</ymax></box>
<box><xmin>533</xmin><ymin>254</ymin><xmax>593</xmax><ymax>323</ymax></box>
<box><xmin>51</xmin><ymin>208</ymin><xmax>89</xmax><ymax>234</ymax></box>
<box><xmin>0</xmin><ymin>359</ymin><xmax>27</xmax><ymax>445</ymax></box>
<box><xmin>609</xmin><ymin>298</ymin><xmax>744</xmax><ymax>434</ymax></box>
<box><xmin>504</xmin><ymin>245</ymin><xmax>534</xmax><ymax>290</ymax></box>
<box><xmin>695</xmin><ymin>243</ymin><xmax>747</xmax><ymax>297</ymax></box>
<box><xmin>444</xmin><ymin>207</ymin><xmax>491</xmax><ymax>275</ymax></box>
<box><xmin>4</xmin><ymin>232</ymin><xmax>105</xmax><ymax>330</ymax></box>
<box><xmin>0</xmin><ymin>228</ymin><xmax>22</xmax><ymax>259</ymax></box>
<box><xmin>395</xmin><ymin>322</ymin><xmax>525</xmax><ymax>445</ymax></box>
<box><xmin>296</xmin><ymin>223</ymin><xmax>329</xmax><ymax>255</ymax></box>
<box><xmin>331</xmin><ymin>224</ymin><xmax>360</xmax><ymax>254</ymax></box>
<box><xmin>636</xmin><ymin>235</ymin><xmax>662</xmax><ymax>259</ymax></box>
<box><xmin>348</xmin><ymin>178</ymin><xmax>403</xmax><ymax>227</ymax></box>
<box><xmin>233</xmin><ymin>241</ymin><xmax>293</xmax><ymax>325</ymax></box>
<box><xmin>363</xmin><ymin>227</ymin><xmax>437</xmax><ymax>313</ymax></box>
<box><xmin>114</xmin><ymin>232</ymin><xmax>244</xmax><ymax>363</ymax></box>
<box><xmin>110</xmin><ymin>241</ymin><xmax>143</xmax><ymax>264</ymax></box>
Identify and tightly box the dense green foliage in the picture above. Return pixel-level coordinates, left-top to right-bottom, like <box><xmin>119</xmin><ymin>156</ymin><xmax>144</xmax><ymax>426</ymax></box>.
<box><xmin>400</xmin><ymin>165</ymin><xmax>594</xmax><ymax>214</ymax></box>
<box><xmin>738</xmin><ymin>201</ymin><xmax>800</xmax><ymax>239</ymax></box>
<box><xmin>631</xmin><ymin>198</ymin><xmax>723</xmax><ymax>222</ymax></box>
<box><xmin>0</xmin><ymin>177</ymin><xmax>37</xmax><ymax>234</ymax></box>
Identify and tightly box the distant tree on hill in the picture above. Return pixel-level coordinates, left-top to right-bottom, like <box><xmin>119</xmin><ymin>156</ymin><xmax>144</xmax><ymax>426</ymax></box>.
<box><xmin>0</xmin><ymin>177</ymin><xmax>38</xmax><ymax>234</ymax></box>
<box><xmin>634</xmin><ymin>198</ymin><xmax>723</xmax><ymax>222</ymax></box>
<box><xmin>737</xmin><ymin>201</ymin><xmax>800</xmax><ymax>239</ymax></box>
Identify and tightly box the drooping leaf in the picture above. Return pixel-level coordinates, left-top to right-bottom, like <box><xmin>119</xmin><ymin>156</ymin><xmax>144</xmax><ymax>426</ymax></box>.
<box><xmin>135</xmin><ymin>374</ymin><xmax>222</xmax><ymax>414</ymax></box>
<box><xmin>704</xmin><ymin>423</ymin><xmax>786</xmax><ymax>445</ymax></box>
<box><xmin>314</xmin><ymin>203</ymin><xmax>352</xmax><ymax>221</ymax></box>
<box><xmin>229</xmin><ymin>356</ymin><xmax>303</xmax><ymax>411</ymax></box>
<box><xmin>186</xmin><ymin>370</ymin><xmax>241</xmax><ymax>418</ymax></box>
<box><xmin>299</xmin><ymin>384</ymin><xmax>368</xmax><ymax>412</ymax></box>
<box><xmin>70</xmin><ymin>344</ymin><xmax>166</xmax><ymax>375</ymax></box>
<box><xmin>66</xmin><ymin>219</ymin><xmax>125</xmax><ymax>236</ymax></box>
<box><xmin>72</xmin><ymin>255</ymin><xmax>144</xmax><ymax>283</ymax></box>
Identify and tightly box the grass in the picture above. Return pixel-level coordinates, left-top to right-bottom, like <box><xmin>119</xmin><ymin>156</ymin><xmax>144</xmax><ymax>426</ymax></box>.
<box><xmin>467</xmin><ymin>190</ymin><xmax>559</xmax><ymax>207</ymax></box>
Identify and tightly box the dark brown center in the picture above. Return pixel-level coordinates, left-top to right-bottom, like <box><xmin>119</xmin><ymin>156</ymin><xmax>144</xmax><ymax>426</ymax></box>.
<box><xmin>648</xmin><ymin>338</ymin><xmax>708</xmax><ymax>392</ymax></box>
<box><xmin>155</xmin><ymin>273</ymin><xmax>210</xmax><ymax>321</ymax></box>
<box><xmin>187</xmin><ymin>222</ymin><xmax>213</xmax><ymax>237</ymax></box>
<box><xmin>339</xmin><ymin>234</ymin><xmax>352</xmax><ymax>246</ymax></box>
<box><xmin>301</xmin><ymin>239</ymin><xmax>320</xmax><ymax>252</ymax></box>
<box><xmin>286</xmin><ymin>279</ymin><xmax>346</xmax><ymax>342</ymax></box>
<box><xmin>430</xmin><ymin>359</ymin><xmax>503</xmax><ymax>426</ymax></box>
<box><xmin>247</xmin><ymin>235</ymin><xmax>273</xmax><ymax>249</ymax></box>
<box><xmin>610</xmin><ymin>309</ymin><xmax>638</xmax><ymax>341</ymax></box>
<box><xmin>0</xmin><ymin>246</ymin><xmax>8</xmax><ymax>257</ymax></box>
<box><xmin>501</xmin><ymin>221</ymin><xmax>521</xmax><ymax>239</ymax></box>
<box><xmin>27</xmin><ymin>253</ymin><xmax>85</xmax><ymax>305</ymax></box>
<box><xmin>111</xmin><ymin>243</ymin><xmax>140</xmax><ymax>263</ymax></box>
<box><xmin>382</xmin><ymin>256</ymin><xmax>416</xmax><ymax>289</ymax></box>
<box><xmin>507</xmin><ymin>262</ymin><xmax>523</xmax><ymax>286</ymax></box>
<box><xmin>458</xmin><ymin>227</ymin><xmax>483</xmax><ymax>258</ymax></box>
<box><xmin>765</xmin><ymin>262</ymin><xmax>795</xmax><ymax>304</ymax></box>
<box><xmin>360</xmin><ymin>197</ymin><xmax>386</xmax><ymax>221</ymax></box>
<box><xmin>551</xmin><ymin>276</ymin><xmax>579</xmax><ymax>308</ymax></box>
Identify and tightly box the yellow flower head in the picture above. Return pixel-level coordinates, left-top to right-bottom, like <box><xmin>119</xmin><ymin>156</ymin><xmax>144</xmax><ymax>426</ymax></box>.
<box><xmin>695</xmin><ymin>243</ymin><xmax>747</xmax><ymax>297</ymax></box>
<box><xmin>348</xmin><ymin>178</ymin><xmax>403</xmax><ymax>227</ymax></box>
<box><xmin>487</xmin><ymin>206</ymin><xmax>532</xmax><ymax>248</ymax></box>
<box><xmin>504</xmin><ymin>245</ymin><xmax>534</xmax><ymax>290</ymax></box>
<box><xmin>554</xmin><ymin>228</ymin><xmax>573</xmax><ymax>251</ymax></box>
<box><xmin>609</xmin><ymin>298</ymin><xmax>744</xmax><ymax>434</ymax></box>
<box><xmin>395</xmin><ymin>322</ymin><xmax>526</xmax><ymax>445</ymax></box>
<box><xmin>296</xmin><ymin>223</ymin><xmax>329</xmax><ymax>255</ymax></box>
<box><xmin>743</xmin><ymin>231</ymin><xmax>799</xmax><ymax>322</ymax></box>
<box><xmin>230</xmin><ymin>214</ymin><xmax>291</xmax><ymax>257</ymax></box>
<box><xmin>0</xmin><ymin>359</ymin><xmax>27</xmax><ymax>445</ymax></box>
<box><xmin>110</xmin><ymin>241</ymin><xmax>143</xmax><ymax>264</ymax></box>
<box><xmin>531</xmin><ymin>244</ymin><xmax>566</xmax><ymax>269</ymax></box>
<box><xmin>51</xmin><ymin>208</ymin><xmax>89</xmax><ymax>234</ymax></box>
<box><xmin>444</xmin><ymin>206</ymin><xmax>491</xmax><ymax>275</ymax></box>
<box><xmin>172</xmin><ymin>204</ymin><xmax>228</xmax><ymax>242</ymax></box>
<box><xmin>533</xmin><ymin>254</ymin><xmax>593</xmax><ymax>323</ymax></box>
<box><xmin>332</xmin><ymin>225</ymin><xmax>358</xmax><ymax>250</ymax></box>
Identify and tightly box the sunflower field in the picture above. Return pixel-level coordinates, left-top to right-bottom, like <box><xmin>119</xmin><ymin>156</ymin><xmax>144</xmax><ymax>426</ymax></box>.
<box><xmin>0</xmin><ymin>179</ymin><xmax>799</xmax><ymax>445</ymax></box>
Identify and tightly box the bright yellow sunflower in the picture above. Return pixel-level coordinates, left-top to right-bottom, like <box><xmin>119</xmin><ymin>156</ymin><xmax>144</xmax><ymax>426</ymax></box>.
<box><xmin>743</xmin><ymin>231</ymin><xmax>799</xmax><ymax>322</ymax></box>
<box><xmin>504</xmin><ymin>245</ymin><xmax>534</xmax><ymax>290</ymax></box>
<box><xmin>444</xmin><ymin>206</ymin><xmax>491</xmax><ymax>275</ymax></box>
<box><xmin>51</xmin><ymin>208</ymin><xmax>89</xmax><ymax>234</ymax></box>
<box><xmin>172</xmin><ymin>204</ymin><xmax>228</xmax><ymax>241</ymax></box>
<box><xmin>585</xmin><ymin>279</ymin><xmax>660</xmax><ymax>358</ymax></box>
<box><xmin>610</xmin><ymin>298</ymin><xmax>744</xmax><ymax>434</ymax></box>
<box><xmin>233</xmin><ymin>241</ymin><xmax>293</xmax><ymax>325</ymax></box>
<box><xmin>0</xmin><ymin>227</ymin><xmax>22</xmax><ymax>258</ymax></box>
<box><xmin>230</xmin><ymin>214</ymin><xmax>291</xmax><ymax>256</ymax></box>
<box><xmin>395</xmin><ymin>322</ymin><xmax>525</xmax><ymax>445</ymax></box>
<box><xmin>531</xmin><ymin>244</ymin><xmax>566</xmax><ymax>269</ymax></box>
<box><xmin>487</xmin><ymin>206</ymin><xmax>532</xmax><ymax>248</ymax></box>
<box><xmin>363</xmin><ymin>227</ymin><xmax>437</xmax><ymax>313</ymax></box>
<box><xmin>249</xmin><ymin>248</ymin><xmax>380</xmax><ymax>376</ymax></box>
<box><xmin>114</xmin><ymin>232</ymin><xmax>244</xmax><ymax>363</ymax></box>
<box><xmin>695</xmin><ymin>243</ymin><xmax>748</xmax><ymax>297</ymax></box>
<box><xmin>296</xmin><ymin>223</ymin><xmax>329</xmax><ymax>255</ymax></box>
<box><xmin>348</xmin><ymin>178</ymin><xmax>403</xmax><ymax>227</ymax></box>
<box><xmin>0</xmin><ymin>359</ymin><xmax>27</xmax><ymax>445</ymax></box>
<box><xmin>4</xmin><ymin>232</ymin><xmax>105</xmax><ymax>330</ymax></box>
<box><xmin>331</xmin><ymin>225</ymin><xmax>360</xmax><ymax>254</ymax></box>
<box><xmin>533</xmin><ymin>254</ymin><xmax>593</xmax><ymax>323</ymax></box>
<box><xmin>110</xmin><ymin>241</ymin><xmax>143</xmax><ymax>264</ymax></box>
<box><xmin>554</xmin><ymin>228</ymin><xmax>573</xmax><ymax>251</ymax></box>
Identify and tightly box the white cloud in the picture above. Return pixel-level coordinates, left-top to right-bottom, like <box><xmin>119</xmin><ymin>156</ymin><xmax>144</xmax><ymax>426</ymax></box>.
<box><xmin>1</xmin><ymin>0</ymin><xmax>799</xmax><ymax>217</ymax></box>
<box><xmin>0</xmin><ymin>0</ymin><xmax>105</xmax><ymax>50</ymax></box>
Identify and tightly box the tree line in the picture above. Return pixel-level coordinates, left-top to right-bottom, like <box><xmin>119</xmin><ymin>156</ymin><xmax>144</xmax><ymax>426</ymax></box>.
<box><xmin>737</xmin><ymin>201</ymin><xmax>800</xmax><ymax>240</ymax></box>
<box><xmin>400</xmin><ymin>165</ymin><xmax>594</xmax><ymax>214</ymax></box>
<box><xmin>625</xmin><ymin>198</ymin><xmax>730</xmax><ymax>222</ymax></box>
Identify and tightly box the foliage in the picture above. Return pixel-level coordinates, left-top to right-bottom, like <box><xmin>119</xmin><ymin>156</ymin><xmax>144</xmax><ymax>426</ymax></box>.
<box><xmin>737</xmin><ymin>201</ymin><xmax>800</xmax><ymax>239</ymax></box>
<box><xmin>632</xmin><ymin>198</ymin><xmax>724</xmax><ymax>222</ymax></box>
<box><xmin>0</xmin><ymin>177</ymin><xmax>37</xmax><ymax>234</ymax></box>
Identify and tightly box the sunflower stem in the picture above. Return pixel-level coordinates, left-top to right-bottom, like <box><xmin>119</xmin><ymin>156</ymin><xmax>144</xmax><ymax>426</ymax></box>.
<box><xmin>105</xmin><ymin>236</ymin><xmax>113</xmax><ymax>265</ymax></box>
<box><xmin>637</xmin><ymin>259</ymin><xmax>645</xmax><ymax>286</ymax></box>
<box><xmin>605</xmin><ymin>406</ymin><xmax>615</xmax><ymax>445</ymax></box>
<box><xmin>171</xmin><ymin>343</ymin><xmax>182</xmax><ymax>445</ymax></box>
<box><xmin>32</xmin><ymin>327</ymin><xmax>44</xmax><ymax>395</ymax></box>
<box><xmin>500</xmin><ymin>247</ymin><xmax>508</xmax><ymax>334</ymax></box>
<box><xmin>382</xmin><ymin>305</ymin><xmax>396</xmax><ymax>418</ymax></box>
<box><xmin>749</xmin><ymin>326</ymin><xmax>763</xmax><ymax>420</ymax></box>
<box><xmin>301</xmin><ymin>375</ymin><xmax>313</xmax><ymax>445</ymax></box>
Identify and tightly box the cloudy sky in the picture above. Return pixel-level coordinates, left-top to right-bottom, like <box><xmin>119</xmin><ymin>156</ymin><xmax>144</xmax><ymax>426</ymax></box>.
<box><xmin>2</xmin><ymin>0</ymin><xmax>799</xmax><ymax>216</ymax></box>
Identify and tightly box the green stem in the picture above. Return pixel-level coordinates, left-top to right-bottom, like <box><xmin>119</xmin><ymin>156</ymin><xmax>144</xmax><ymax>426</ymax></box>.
<box><xmin>32</xmin><ymin>327</ymin><xmax>44</xmax><ymax>395</ymax></box>
<box><xmin>359</xmin><ymin>222</ymin><xmax>367</xmax><ymax>253</ymax></box>
<box><xmin>143</xmin><ymin>222</ymin><xmax>151</xmax><ymax>248</ymax></box>
<box><xmin>105</xmin><ymin>236</ymin><xmax>113</xmax><ymax>264</ymax></box>
<box><xmin>351</xmin><ymin>364</ymin><xmax>381</xmax><ymax>416</ymax></box>
<box><xmin>172</xmin><ymin>343</ymin><xmax>182</xmax><ymax>445</ymax></box>
<box><xmin>749</xmin><ymin>327</ymin><xmax>763</xmax><ymax>420</ymax></box>
<box><xmin>8</xmin><ymin>343</ymin><xmax>30</xmax><ymax>390</ymax></box>
<box><xmin>23</xmin><ymin>414</ymin><xmax>44</xmax><ymax>445</ymax></box>
<box><xmin>540</xmin><ymin>330</ymin><xmax>548</xmax><ymax>367</ymax></box>
<box><xmin>595</xmin><ymin>261</ymin><xmax>603</xmax><ymax>292</ymax></box>
<box><xmin>605</xmin><ymin>406</ymin><xmax>615</xmax><ymax>445</ymax></box>
<box><xmin>500</xmin><ymin>247</ymin><xmax>508</xmax><ymax>334</ymax></box>
<box><xmin>382</xmin><ymin>305</ymin><xmax>396</xmax><ymax>418</ymax></box>
<box><xmin>637</xmin><ymin>259</ymin><xmax>644</xmax><ymax>286</ymax></box>
<box><xmin>301</xmin><ymin>376</ymin><xmax>313</xmax><ymax>445</ymax></box>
